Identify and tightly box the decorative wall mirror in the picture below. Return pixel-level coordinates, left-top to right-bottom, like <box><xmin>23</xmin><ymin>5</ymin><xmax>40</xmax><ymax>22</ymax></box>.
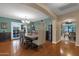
<box><xmin>0</xmin><ymin>22</ymin><xmax>8</xmax><ymax>29</ymax></box>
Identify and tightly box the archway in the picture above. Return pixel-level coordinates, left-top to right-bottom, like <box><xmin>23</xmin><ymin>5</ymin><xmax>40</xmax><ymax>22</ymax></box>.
<box><xmin>61</xmin><ymin>19</ymin><xmax>76</xmax><ymax>43</ymax></box>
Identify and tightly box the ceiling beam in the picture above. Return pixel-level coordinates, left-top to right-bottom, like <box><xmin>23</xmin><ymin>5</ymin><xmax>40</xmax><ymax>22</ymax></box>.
<box><xmin>36</xmin><ymin>3</ymin><xmax>58</xmax><ymax>19</ymax></box>
<box><xmin>22</xmin><ymin>3</ymin><xmax>58</xmax><ymax>19</ymax></box>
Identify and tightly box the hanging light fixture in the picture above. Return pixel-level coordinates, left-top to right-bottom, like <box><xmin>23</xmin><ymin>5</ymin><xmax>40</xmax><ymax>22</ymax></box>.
<box><xmin>25</xmin><ymin>20</ymin><xmax>30</xmax><ymax>23</ymax></box>
<box><xmin>21</xmin><ymin>16</ymin><xmax>30</xmax><ymax>24</ymax></box>
<box><xmin>21</xmin><ymin>20</ymin><xmax>25</xmax><ymax>23</ymax></box>
<box><xmin>25</xmin><ymin>16</ymin><xmax>30</xmax><ymax>24</ymax></box>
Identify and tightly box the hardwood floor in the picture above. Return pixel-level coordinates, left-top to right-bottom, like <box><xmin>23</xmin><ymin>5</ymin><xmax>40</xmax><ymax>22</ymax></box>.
<box><xmin>0</xmin><ymin>39</ymin><xmax>79</xmax><ymax>56</ymax></box>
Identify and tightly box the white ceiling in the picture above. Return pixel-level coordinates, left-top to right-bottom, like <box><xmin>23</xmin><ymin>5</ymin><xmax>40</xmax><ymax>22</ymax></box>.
<box><xmin>0</xmin><ymin>3</ymin><xmax>48</xmax><ymax>22</ymax></box>
<box><xmin>0</xmin><ymin>3</ymin><xmax>79</xmax><ymax>22</ymax></box>
<box><xmin>44</xmin><ymin>3</ymin><xmax>79</xmax><ymax>16</ymax></box>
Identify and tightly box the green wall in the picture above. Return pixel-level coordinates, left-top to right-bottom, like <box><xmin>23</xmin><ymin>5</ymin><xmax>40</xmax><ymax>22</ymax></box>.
<box><xmin>44</xmin><ymin>17</ymin><xmax>52</xmax><ymax>31</ymax></box>
<box><xmin>27</xmin><ymin>17</ymin><xmax>52</xmax><ymax>32</ymax></box>
<box><xmin>34</xmin><ymin>17</ymin><xmax>52</xmax><ymax>31</ymax></box>
<box><xmin>0</xmin><ymin>17</ymin><xmax>21</xmax><ymax>33</ymax></box>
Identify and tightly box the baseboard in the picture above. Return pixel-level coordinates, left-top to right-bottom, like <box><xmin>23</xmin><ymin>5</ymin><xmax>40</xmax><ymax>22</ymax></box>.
<box><xmin>56</xmin><ymin>39</ymin><xmax>61</xmax><ymax>44</ymax></box>
<box><xmin>75</xmin><ymin>43</ymin><xmax>79</xmax><ymax>46</ymax></box>
<box><xmin>52</xmin><ymin>39</ymin><xmax>61</xmax><ymax>44</ymax></box>
<box><xmin>52</xmin><ymin>41</ymin><xmax>56</xmax><ymax>44</ymax></box>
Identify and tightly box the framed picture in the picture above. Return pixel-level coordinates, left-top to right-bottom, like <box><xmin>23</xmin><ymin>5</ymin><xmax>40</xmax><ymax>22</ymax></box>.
<box><xmin>0</xmin><ymin>22</ymin><xmax>8</xmax><ymax>29</ymax></box>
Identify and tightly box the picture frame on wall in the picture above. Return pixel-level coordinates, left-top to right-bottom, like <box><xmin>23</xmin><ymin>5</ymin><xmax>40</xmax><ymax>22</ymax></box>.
<box><xmin>0</xmin><ymin>22</ymin><xmax>8</xmax><ymax>29</ymax></box>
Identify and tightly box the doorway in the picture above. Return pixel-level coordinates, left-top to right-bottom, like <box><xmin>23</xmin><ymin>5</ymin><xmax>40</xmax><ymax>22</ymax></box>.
<box><xmin>11</xmin><ymin>22</ymin><xmax>22</xmax><ymax>39</ymax></box>
<box><xmin>61</xmin><ymin>19</ymin><xmax>76</xmax><ymax>43</ymax></box>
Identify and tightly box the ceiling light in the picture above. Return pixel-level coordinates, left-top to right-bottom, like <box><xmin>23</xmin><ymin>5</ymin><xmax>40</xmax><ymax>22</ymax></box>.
<box><xmin>25</xmin><ymin>20</ymin><xmax>30</xmax><ymax>24</ymax></box>
<box><xmin>67</xmin><ymin>19</ymin><xmax>73</xmax><ymax>22</ymax></box>
<box><xmin>14</xmin><ymin>12</ymin><xmax>35</xmax><ymax>19</ymax></box>
<box><xmin>63</xmin><ymin>19</ymin><xmax>75</xmax><ymax>23</ymax></box>
<box><xmin>21</xmin><ymin>20</ymin><xmax>30</xmax><ymax>24</ymax></box>
<box><xmin>21</xmin><ymin>20</ymin><xmax>25</xmax><ymax>23</ymax></box>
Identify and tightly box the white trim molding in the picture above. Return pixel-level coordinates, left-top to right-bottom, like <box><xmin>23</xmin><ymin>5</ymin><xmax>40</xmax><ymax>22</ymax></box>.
<box><xmin>52</xmin><ymin>39</ymin><xmax>61</xmax><ymax>44</ymax></box>
<box><xmin>75</xmin><ymin>43</ymin><xmax>79</xmax><ymax>46</ymax></box>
